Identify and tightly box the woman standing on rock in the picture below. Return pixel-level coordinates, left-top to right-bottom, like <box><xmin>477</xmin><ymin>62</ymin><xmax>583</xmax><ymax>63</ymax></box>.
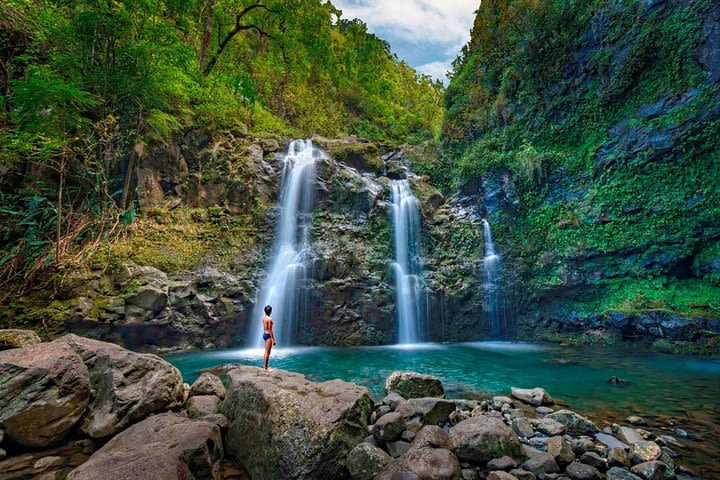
<box><xmin>262</xmin><ymin>305</ymin><xmax>276</xmax><ymax>371</ymax></box>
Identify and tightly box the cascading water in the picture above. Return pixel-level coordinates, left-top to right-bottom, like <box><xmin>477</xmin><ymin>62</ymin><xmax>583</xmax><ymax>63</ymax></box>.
<box><xmin>482</xmin><ymin>219</ymin><xmax>511</xmax><ymax>339</ymax></box>
<box><xmin>252</xmin><ymin>139</ymin><xmax>322</xmax><ymax>347</ymax></box>
<box><xmin>390</xmin><ymin>179</ymin><xmax>428</xmax><ymax>344</ymax></box>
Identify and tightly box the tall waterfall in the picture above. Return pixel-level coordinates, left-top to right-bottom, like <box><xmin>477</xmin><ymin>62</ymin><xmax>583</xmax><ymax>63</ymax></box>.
<box><xmin>390</xmin><ymin>179</ymin><xmax>428</xmax><ymax>344</ymax></box>
<box><xmin>482</xmin><ymin>219</ymin><xmax>511</xmax><ymax>339</ymax></box>
<box><xmin>252</xmin><ymin>140</ymin><xmax>321</xmax><ymax>347</ymax></box>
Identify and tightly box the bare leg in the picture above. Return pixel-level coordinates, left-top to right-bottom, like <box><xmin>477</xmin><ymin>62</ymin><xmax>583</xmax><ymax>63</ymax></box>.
<box><xmin>264</xmin><ymin>338</ymin><xmax>273</xmax><ymax>371</ymax></box>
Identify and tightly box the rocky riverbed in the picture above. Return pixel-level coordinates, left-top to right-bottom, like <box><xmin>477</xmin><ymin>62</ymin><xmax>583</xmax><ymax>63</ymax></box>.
<box><xmin>0</xmin><ymin>330</ymin><xmax>715</xmax><ymax>479</ymax></box>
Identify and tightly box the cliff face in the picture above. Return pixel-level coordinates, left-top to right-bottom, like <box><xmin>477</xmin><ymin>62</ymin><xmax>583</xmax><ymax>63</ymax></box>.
<box><xmin>440</xmin><ymin>0</ymin><xmax>720</xmax><ymax>351</ymax></box>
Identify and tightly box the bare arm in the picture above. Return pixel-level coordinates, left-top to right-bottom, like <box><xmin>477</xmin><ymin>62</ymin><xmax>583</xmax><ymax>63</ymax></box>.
<box><xmin>270</xmin><ymin>320</ymin><xmax>276</xmax><ymax>345</ymax></box>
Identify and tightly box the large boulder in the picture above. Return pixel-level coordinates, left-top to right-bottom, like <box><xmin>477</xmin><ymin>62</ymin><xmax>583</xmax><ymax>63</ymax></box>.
<box><xmin>448</xmin><ymin>415</ymin><xmax>525</xmax><ymax>463</ymax></box>
<box><xmin>67</xmin><ymin>413</ymin><xmax>222</xmax><ymax>480</ymax></box>
<box><xmin>0</xmin><ymin>342</ymin><xmax>90</xmax><ymax>447</ymax></box>
<box><xmin>396</xmin><ymin>397</ymin><xmax>456</xmax><ymax>430</ymax></box>
<box><xmin>375</xmin><ymin>447</ymin><xmax>461</xmax><ymax>480</ymax></box>
<box><xmin>346</xmin><ymin>443</ymin><xmax>391</xmax><ymax>480</ymax></box>
<box><xmin>510</xmin><ymin>387</ymin><xmax>553</xmax><ymax>406</ymax></box>
<box><xmin>56</xmin><ymin>334</ymin><xmax>184</xmax><ymax>438</ymax></box>
<box><xmin>189</xmin><ymin>372</ymin><xmax>226</xmax><ymax>398</ymax></box>
<box><xmin>546</xmin><ymin>410</ymin><xmax>599</xmax><ymax>436</ymax></box>
<box><xmin>187</xmin><ymin>395</ymin><xmax>222</xmax><ymax>419</ymax></box>
<box><xmin>221</xmin><ymin>366</ymin><xmax>373</xmax><ymax>480</ymax></box>
<box><xmin>0</xmin><ymin>329</ymin><xmax>41</xmax><ymax>350</ymax></box>
<box><xmin>385</xmin><ymin>371</ymin><xmax>444</xmax><ymax>399</ymax></box>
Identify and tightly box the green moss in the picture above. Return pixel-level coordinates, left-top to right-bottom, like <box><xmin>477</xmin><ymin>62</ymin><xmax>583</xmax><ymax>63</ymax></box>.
<box><xmin>0</xmin><ymin>294</ymin><xmax>77</xmax><ymax>339</ymax></box>
<box><xmin>652</xmin><ymin>337</ymin><xmax>720</xmax><ymax>358</ymax></box>
<box><xmin>538</xmin><ymin>331</ymin><xmax>620</xmax><ymax>347</ymax></box>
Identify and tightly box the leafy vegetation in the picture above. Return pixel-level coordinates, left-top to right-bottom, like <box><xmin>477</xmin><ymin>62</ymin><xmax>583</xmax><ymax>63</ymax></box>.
<box><xmin>438</xmin><ymin>0</ymin><xmax>720</xmax><ymax>322</ymax></box>
<box><xmin>0</xmin><ymin>0</ymin><xmax>443</xmax><ymax>295</ymax></box>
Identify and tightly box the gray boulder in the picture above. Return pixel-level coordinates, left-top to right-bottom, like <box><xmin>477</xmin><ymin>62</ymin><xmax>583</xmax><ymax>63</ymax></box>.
<box><xmin>187</xmin><ymin>395</ymin><xmax>222</xmax><ymax>418</ymax></box>
<box><xmin>606</xmin><ymin>467</ymin><xmax>643</xmax><ymax>480</ymax></box>
<box><xmin>375</xmin><ymin>447</ymin><xmax>460</xmax><ymax>480</ymax></box>
<box><xmin>449</xmin><ymin>415</ymin><xmax>524</xmax><ymax>463</ymax></box>
<box><xmin>373</xmin><ymin>412</ymin><xmax>406</xmax><ymax>441</ymax></box>
<box><xmin>488</xmin><ymin>456</ymin><xmax>518</xmax><ymax>471</ymax></box>
<box><xmin>510</xmin><ymin>387</ymin><xmax>553</xmax><ymax>406</ymax></box>
<box><xmin>396</xmin><ymin>397</ymin><xmax>456</xmax><ymax>429</ymax></box>
<box><xmin>346</xmin><ymin>442</ymin><xmax>391</xmax><ymax>480</ymax></box>
<box><xmin>521</xmin><ymin>452</ymin><xmax>559</xmax><ymax>476</ymax></box>
<box><xmin>547</xmin><ymin>436</ymin><xmax>575</xmax><ymax>467</ymax></box>
<box><xmin>56</xmin><ymin>334</ymin><xmax>184</xmax><ymax>438</ymax></box>
<box><xmin>221</xmin><ymin>366</ymin><xmax>373</xmax><ymax>480</ymax></box>
<box><xmin>537</xmin><ymin>417</ymin><xmax>566</xmax><ymax>436</ymax></box>
<box><xmin>409</xmin><ymin>425</ymin><xmax>453</xmax><ymax>451</ymax></box>
<box><xmin>565</xmin><ymin>461</ymin><xmax>602</xmax><ymax>480</ymax></box>
<box><xmin>0</xmin><ymin>329</ymin><xmax>41</xmax><ymax>350</ymax></box>
<box><xmin>512</xmin><ymin>417</ymin><xmax>535</xmax><ymax>439</ymax></box>
<box><xmin>546</xmin><ymin>410</ymin><xmax>599</xmax><ymax>436</ymax></box>
<box><xmin>385</xmin><ymin>372</ymin><xmax>444</xmax><ymax>399</ymax></box>
<box><xmin>189</xmin><ymin>372</ymin><xmax>226</xmax><ymax>398</ymax></box>
<box><xmin>630</xmin><ymin>461</ymin><xmax>667</xmax><ymax>480</ymax></box>
<box><xmin>66</xmin><ymin>413</ymin><xmax>222</xmax><ymax>480</ymax></box>
<box><xmin>0</xmin><ymin>341</ymin><xmax>90</xmax><ymax>447</ymax></box>
<box><xmin>487</xmin><ymin>472</ymin><xmax>519</xmax><ymax>480</ymax></box>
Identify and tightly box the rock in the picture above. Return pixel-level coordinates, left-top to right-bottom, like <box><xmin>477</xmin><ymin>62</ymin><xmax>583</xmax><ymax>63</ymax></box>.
<box><xmin>607</xmin><ymin>447</ymin><xmax>632</xmax><ymax>468</ymax></box>
<box><xmin>606</xmin><ymin>467</ymin><xmax>643</xmax><ymax>480</ymax></box>
<box><xmin>385</xmin><ymin>372</ymin><xmax>444</xmax><ymax>399</ymax></box>
<box><xmin>186</xmin><ymin>395</ymin><xmax>222</xmax><ymax>418</ymax></box>
<box><xmin>488</xmin><ymin>471</ymin><xmax>519</xmax><ymax>480</ymax></box>
<box><xmin>449</xmin><ymin>415</ymin><xmax>525</xmax><ymax>463</ymax></box>
<box><xmin>462</xmin><ymin>468</ymin><xmax>479</xmax><ymax>480</ymax></box>
<box><xmin>547</xmin><ymin>436</ymin><xmax>575</xmax><ymax>467</ymax></box>
<box><xmin>565</xmin><ymin>461</ymin><xmax>602</xmax><ymax>480</ymax></box>
<box><xmin>546</xmin><ymin>410</ymin><xmax>599</xmax><ymax>436</ymax></box>
<box><xmin>56</xmin><ymin>335</ymin><xmax>184</xmax><ymax>438</ymax></box>
<box><xmin>66</xmin><ymin>413</ymin><xmax>222</xmax><ymax>480</ymax></box>
<box><xmin>0</xmin><ymin>329</ymin><xmax>41</xmax><ymax>350</ymax></box>
<box><xmin>510</xmin><ymin>387</ymin><xmax>553</xmax><ymax>406</ymax></box>
<box><xmin>409</xmin><ymin>425</ymin><xmax>453</xmax><ymax>451</ymax></box>
<box><xmin>631</xmin><ymin>441</ymin><xmax>662</xmax><ymax>464</ymax></box>
<box><xmin>387</xmin><ymin>440</ymin><xmax>411</xmax><ymax>458</ymax></box>
<box><xmin>625</xmin><ymin>416</ymin><xmax>647</xmax><ymax>426</ymax></box>
<box><xmin>189</xmin><ymin>372</ymin><xmax>226</xmax><ymax>398</ymax></box>
<box><xmin>509</xmin><ymin>469</ymin><xmax>537</xmax><ymax>480</ymax></box>
<box><xmin>382</xmin><ymin>392</ymin><xmax>407</xmax><ymax>410</ymax></box>
<box><xmin>449</xmin><ymin>409</ymin><xmax>471</xmax><ymax>426</ymax></box>
<box><xmin>0</xmin><ymin>439</ymin><xmax>96</xmax><ymax>479</ymax></box>
<box><xmin>674</xmin><ymin>428</ymin><xmax>689</xmax><ymax>439</ymax></box>
<box><xmin>615</xmin><ymin>427</ymin><xmax>643</xmax><ymax>446</ymax></box>
<box><xmin>493</xmin><ymin>396</ymin><xmax>515</xmax><ymax>409</ymax></box>
<box><xmin>397</xmin><ymin>398</ymin><xmax>456</xmax><ymax>428</ymax></box>
<box><xmin>595</xmin><ymin>433</ymin><xmax>630</xmax><ymax>450</ymax></box>
<box><xmin>512</xmin><ymin>417</ymin><xmax>535</xmax><ymax>439</ymax></box>
<box><xmin>537</xmin><ymin>417</ymin><xmax>566</xmax><ymax>437</ymax></box>
<box><xmin>571</xmin><ymin>437</ymin><xmax>596</xmax><ymax>454</ymax></box>
<box><xmin>221</xmin><ymin>366</ymin><xmax>373</xmax><ymax>480</ymax></box>
<box><xmin>521</xmin><ymin>453</ymin><xmax>559</xmax><ymax>476</ymax></box>
<box><xmin>375</xmin><ymin>447</ymin><xmax>460</xmax><ymax>480</ymax></box>
<box><xmin>377</xmin><ymin>405</ymin><xmax>392</xmax><ymax>417</ymax></box>
<box><xmin>536</xmin><ymin>406</ymin><xmax>554</xmax><ymax>415</ymax></box>
<box><xmin>346</xmin><ymin>442</ymin><xmax>391</xmax><ymax>480</ymax></box>
<box><xmin>0</xmin><ymin>341</ymin><xmax>90</xmax><ymax>447</ymax></box>
<box><xmin>373</xmin><ymin>412</ymin><xmax>407</xmax><ymax>442</ymax></box>
<box><xmin>488</xmin><ymin>456</ymin><xmax>518</xmax><ymax>471</ymax></box>
<box><xmin>125</xmin><ymin>285</ymin><xmax>168</xmax><ymax>315</ymax></box>
<box><xmin>199</xmin><ymin>413</ymin><xmax>229</xmax><ymax>430</ymax></box>
<box><xmin>402</xmin><ymin>430</ymin><xmax>416</xmax><ymax>443</ymax></box>
<box><xmin>579</xmin><ymin>452</ymin><xmax>606</xmax><ymax>471</ymax></box>
<box><xmin>630</xmin><ymin>461</ymin><xmax>667</xmax><ymax>480</ymax></box>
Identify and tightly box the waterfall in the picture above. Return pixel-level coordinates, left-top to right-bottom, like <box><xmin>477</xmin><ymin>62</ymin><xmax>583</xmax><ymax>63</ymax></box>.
<box><xmin>252</xmin><ymin>139</ymin><xmax>322</xmax><ymax>347</ymax></box>
<box><xmin>390</xmin><ymin>179</ymin><xmax>428</xmax><ymax>344</ymax></box>
<box><xmin>482</xmin><ymin>219</ymin><xmax>511</xmax><ymax>339</ymax></box>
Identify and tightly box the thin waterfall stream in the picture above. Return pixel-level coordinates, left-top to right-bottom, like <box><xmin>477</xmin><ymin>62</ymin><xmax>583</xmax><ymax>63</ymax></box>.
<box><xmin>252</xmin><ymin>140</ymin><xmax>322</xmax><ymax>347</ymax></box>
<box><xmin>482</xmin><ymin>219</ymin><xmax>511</xmax><ymax>338</ymax></box>
<box><xmin>390</xmin><ymin>179</ymin><xmax>428</xmax><ymax>344</ymax></box>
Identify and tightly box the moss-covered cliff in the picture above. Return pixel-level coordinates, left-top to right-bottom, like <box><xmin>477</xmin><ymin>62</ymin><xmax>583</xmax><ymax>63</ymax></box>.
<box><xmin>431</xmin><ymin>0</ymin><xmax>720</xmax><ymax>352</ymax></box>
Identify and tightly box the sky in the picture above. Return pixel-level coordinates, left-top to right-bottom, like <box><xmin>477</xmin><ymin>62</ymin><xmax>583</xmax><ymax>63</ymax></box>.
<box><xmin>333</xmin><ymin>0</ymin><xmax>480</xmax><ymax>83</ymax></box>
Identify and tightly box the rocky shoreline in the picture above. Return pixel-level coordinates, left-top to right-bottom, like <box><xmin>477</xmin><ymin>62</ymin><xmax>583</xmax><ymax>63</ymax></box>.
<box><xmin>0</xmin><ymin>331</ymin><xmax>711</xmax><ymax>479</ymax></box>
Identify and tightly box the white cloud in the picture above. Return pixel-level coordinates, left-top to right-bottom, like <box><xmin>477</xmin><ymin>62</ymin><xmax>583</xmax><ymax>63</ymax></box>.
<box><xmin>416</xmin><ymin>60</ymin><xmax>452</xmax><ymax>82</ymax></box>
<box><xmin>334</xmin><ymin>0</ymin><xmax>479</xmax><ymax>82</ymax></box>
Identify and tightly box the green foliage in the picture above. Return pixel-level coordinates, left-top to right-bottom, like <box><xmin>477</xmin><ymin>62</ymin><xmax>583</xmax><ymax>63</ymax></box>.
<box><xmin>440</xmin><ymin>0</ymin><xmax>720</xmax><ymax>321</ymax></box>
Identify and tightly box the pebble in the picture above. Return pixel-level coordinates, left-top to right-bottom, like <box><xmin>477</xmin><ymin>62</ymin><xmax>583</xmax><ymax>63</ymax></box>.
<box><xmin>674</xmin><ymin>428</ymin><xmax>689</xmax><ymax>439</ymax></box>
<box><xmin>624</xmin><ymin>415</ymin><xmax>646</xmax><ymax>426</ymax></box>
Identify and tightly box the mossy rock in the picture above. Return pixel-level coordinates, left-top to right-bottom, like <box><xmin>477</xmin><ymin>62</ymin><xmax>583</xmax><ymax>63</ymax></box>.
<box><xmin>0</xmin><ymin>329</ymin><xmax>41</xmax><ymax>350</ymax></box>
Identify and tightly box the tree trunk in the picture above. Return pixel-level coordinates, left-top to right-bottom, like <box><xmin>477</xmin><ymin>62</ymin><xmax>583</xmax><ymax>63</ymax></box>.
<box><xmin>199</xmin><ymin>0</ymin><xmax>216</xmax><ymax>69</ymax></box>
<box><xmin>56</xmin><ymin>156</ymin><xmax>65</xmax><ymax>265</ymax></box>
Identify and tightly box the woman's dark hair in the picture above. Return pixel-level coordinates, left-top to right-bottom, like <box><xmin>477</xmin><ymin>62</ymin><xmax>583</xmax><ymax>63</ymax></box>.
<box><xmin>264</xmin><ymin>305</ymin><xmax>272</xmax><ymax>315</ymax></box>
